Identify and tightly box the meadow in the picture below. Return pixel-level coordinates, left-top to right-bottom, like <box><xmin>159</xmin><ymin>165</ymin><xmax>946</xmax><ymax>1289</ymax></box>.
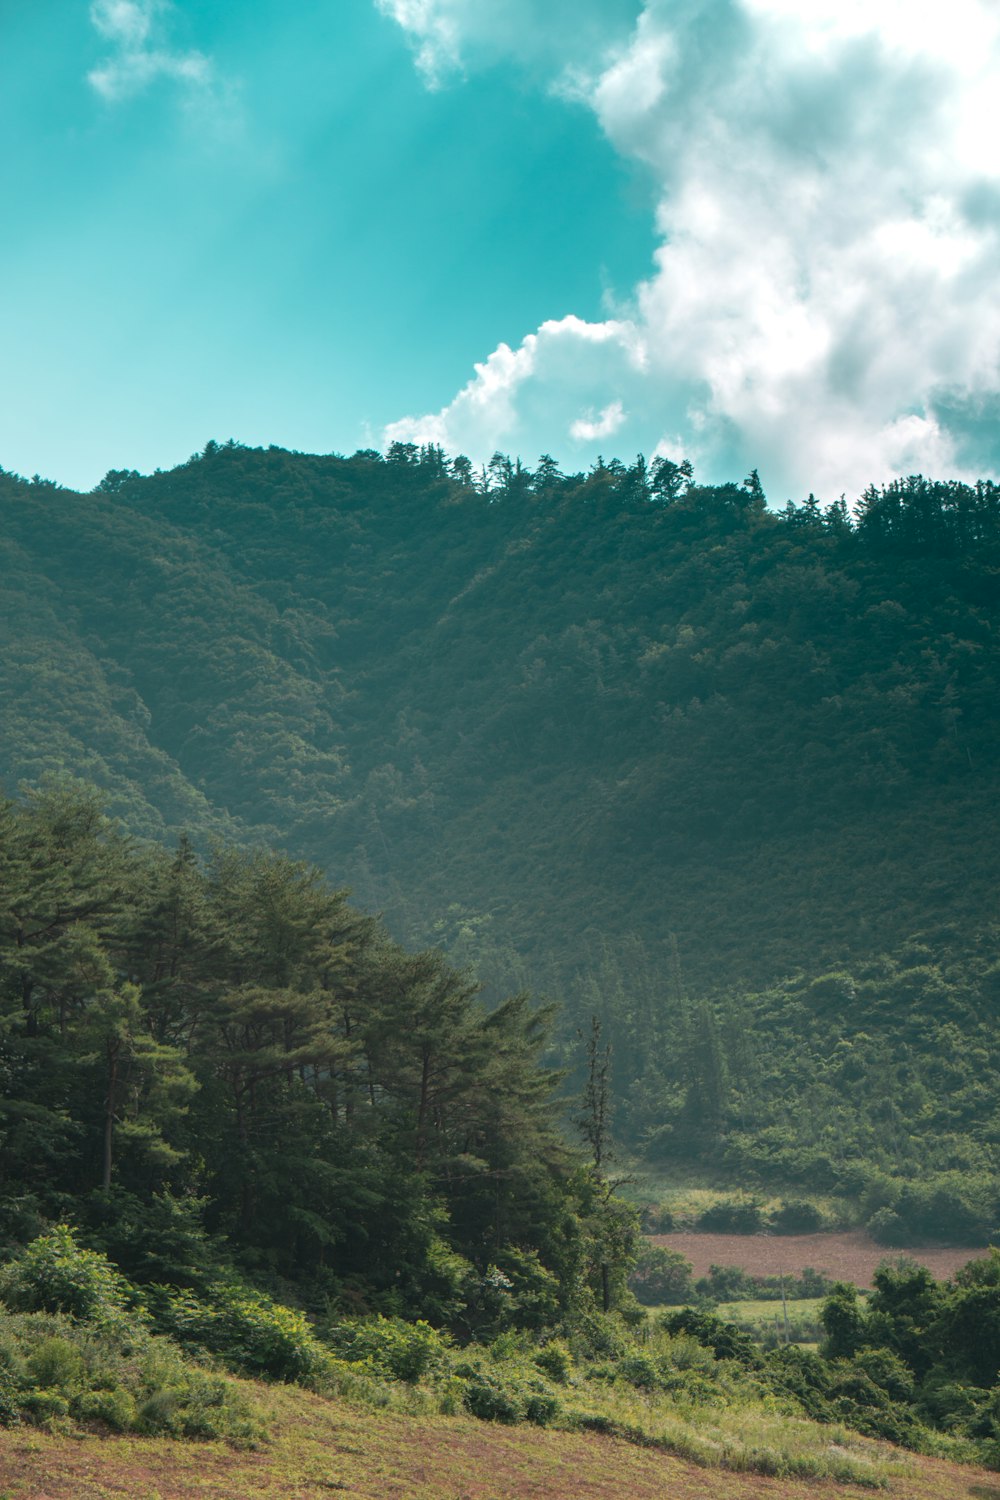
<box><xmin>2</xmin><ymin>1375</ymin><xmax>999</xmax><ymax>1500</ymax></box>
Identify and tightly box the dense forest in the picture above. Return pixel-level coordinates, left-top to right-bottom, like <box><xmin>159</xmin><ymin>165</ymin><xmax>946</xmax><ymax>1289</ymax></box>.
<box><xmin>4</xmin><ymin>448</ymin><xmax>1000</xmax><ymax>1476</ymax></box>
<box><xmin>5</xmin><ymin>785</ymin><xmax>1000</xmax><ymax>1476</ymax></box>
<box><xmin>0</xmin><ymin>782</ymin><xmax>630</xmax><ymax>1323</ymax></box>
<box><xmin>1</xmin><ymin>445</ymin><xmax>999</xmax><ymax>1200</ymax></box>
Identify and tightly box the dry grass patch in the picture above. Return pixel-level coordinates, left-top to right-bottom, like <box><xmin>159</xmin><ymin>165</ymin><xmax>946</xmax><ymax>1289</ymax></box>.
<box><xmin>0</xmin><ymin>1381</ymin><xmax>996</xmax><ymax>1500</ymax></box>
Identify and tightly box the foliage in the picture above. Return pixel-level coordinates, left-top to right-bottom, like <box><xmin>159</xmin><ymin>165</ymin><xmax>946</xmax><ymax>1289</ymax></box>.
<box><xmin>4</xmin><ymin>1226</ymin><xmax>995</xmax><ymax>1484</ymax></box>
<box><xmin>0</xmin><ymin>1227</ymin><xmax>136</xmax><ymax>1327</ymax></box>
<box><xmin>323</xmin><ymin>1315</ymin><xmax>450</xmax><ymax>1383</ymax></box>
<box><xmin>1</xmin><ymin>450</ymin><xmax>999</xmax><ymax>1040</ymax></box>
<box><xmin>147</xmin><ymin>1281</ymin><xmax>334</xmax><ymax>1384</ymax></box>
<box><xmin>695</xmin><ymin>1199</ymin><xmax>765</xmax><ymax>1234</ymax></box>
<box><xmin>0</xmin><ymin>787</ymin><xmax>630</xmax><ymax>1331</ymax></box>
<box><xmin>0</xmin><ymin>1306</ymin><xmax>261</xmax><ymax>1443</ymax></box>
<box><xmin>2</xmin><ymin>453</ymin><xmax>1000</xmax><ymax>1199</ymax></box>
<box><xmin>628</xmin><ymin>1244</ymin><xmax>694</xmax><ymax>1305</ymax></box>
<box><xmin>771</xmin><ymin>1199</ymin><xmax>826</xmax><ymax>1234</ymax></box>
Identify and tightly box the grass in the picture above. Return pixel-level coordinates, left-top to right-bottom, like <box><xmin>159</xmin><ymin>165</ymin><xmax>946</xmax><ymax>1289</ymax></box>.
<box><xmin>3</xmin><ymin>1373</ymin><xmax>999</xmax><ymax>1500</ymax></box>
<box><xmin>624</xmin><ymin>1169</ymin><xmax>855</xmax><ymax>1229</ymax></box>
<box><xmin>715</xmin><ymin>1298</ymin><xmax>826</xmax><ymax>1321</ymax></box>
<box><xmin>714</xmin><ymin>1297</ymin><xmax>826</xmax><ymax>1351</ymax></box>
<box><xmin>0</xmin><ymin>1305</ymin><xmax>910</xmax><ymax>1493</ymax></box>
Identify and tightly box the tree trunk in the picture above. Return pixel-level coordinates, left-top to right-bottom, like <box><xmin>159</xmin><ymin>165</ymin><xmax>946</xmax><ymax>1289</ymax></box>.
<box><xmin>103</xmin><ymin>1040</ymin><xmax>120</xmax><ymax>1191</ymax></box>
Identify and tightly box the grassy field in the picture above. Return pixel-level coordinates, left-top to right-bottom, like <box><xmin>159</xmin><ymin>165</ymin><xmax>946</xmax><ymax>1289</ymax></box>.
<box><xmin>715</xmin><ymin>1297</ymin><xmax>826</xmax><ymax>1350</ymax></box>
<box><xmin>623</xmin><ymin>1174</ymin><xmax>852</xmax><ymax>1228</ymax></box>
<box><xmin>1</xmin><ymin>1377</ymin><xmax>997</xmax><ymax>1500</ymax></box>
<box><xmin>638</xmin><ymin>1298</ymin><xmax>826</xmax><ymax>1350</ymax></box>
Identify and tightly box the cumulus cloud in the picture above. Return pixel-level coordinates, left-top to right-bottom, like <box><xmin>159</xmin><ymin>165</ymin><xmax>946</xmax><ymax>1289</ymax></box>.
<box><xmin>88</xmin><ymin>0</ymin><xmax>213</xmax><ymax>102</ymax></box>
<box><xmin>374</xmin><ymin>0</ymin><xmax>638</xmax><ymax>84</ymax></box>
<box><xmin>380</xmin><ymin>0</ymin><xmax>1000</xmax><ymax>500</ymax></box>
<box><xmin>570</xmin><ymin>400</ymin><xmax>627</xmax><ymax>443</ymax></box>
<box><xmin>384</xmin><ymin>315</ymin><xmax>647</xmax><ymax>462</ymax></box>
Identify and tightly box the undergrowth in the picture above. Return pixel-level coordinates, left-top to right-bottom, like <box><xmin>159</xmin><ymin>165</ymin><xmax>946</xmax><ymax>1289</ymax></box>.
<box><xmin>0</xmin><ymin>1225</ymin><xmax>971</xmax><ymax>1489</ymax></box>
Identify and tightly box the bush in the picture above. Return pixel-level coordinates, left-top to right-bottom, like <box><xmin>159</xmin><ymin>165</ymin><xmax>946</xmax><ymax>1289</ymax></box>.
<box><xmin>867</xmin><ymin>1207</ymin><xmax>908</xmax><ymax>1246</ymax></box>
<box><xmin>618</xmin><ymin>1354</ymin><xmax>660</xmax><ymax>1389</ymax></box>
<box><xmin>639</xmin><ymin>1204</ymin><xmax>675</xmax><ymax>1234</ymax></box>
<box><xmin>325</xmin><ymin>1316</ymin><xmax>449</xmax><ymax>1383</ymax></box>
<box><xmin>26</xmin><ymin>1337</ymin><xmax>83</xmax><ymax>1391</ymax></box>
<box><xmin>628</xmin><ymin>1245</ymin><xmax>693</xmax><ymax>1305</ymax></box>
<box><xmin>695</xmin><ymin>1263</ymin><xmax>755</xmax><ymax>1301</ymax></box>
<box><xmin>460</xmin><ymin>1369</ymin><xmax>525</xmax><ymax>1423</ymax></box>
<box><xmin>0</xmin><ymin>1308</ymin><xmax>262</xmax><ymax>1445</ymax></box>
<box><xmin>533</xmin><ymin>1339</ymin><xmax>572</xmax><ymax>1384</ymax></box>
<box><xmin>459</xmin><ymin>1367</ymin><xmax>559</xmax><ymax>1426</ymax></box>
<box><xmin>820</xmin><ymin>1283</ymin><xmax>867</xmax><ymax>1359</ymax></box>
<box><xmin>148</xmin><ymin>1281</ymin><xmax>331</xmax><ymax>1384</ymax></box>
<box><xmin>771</xmin><ymin>1199</ymin><xmax>824</xmax><ymax>1235</ymax></box>
<box><xmin>696</xmin><ymin>1199</ymin><xmax>764</xmax><ymax>1234</ymax></box>
<box><xmin>867</xmin><ymin>1177</ymin><xmax>994</xmax><ymax>1247</ymax></box>
<box><xmin>0</xmin><ymin>1228</ymin><xmax>137</xmax><ymax>1326</ymax></box>
<box><xmin>524</xmin><ymin>1389</ymin><xmax>561</xmax><ymax>1425</ymax></box>
<box><xmin>74</xmin><ymin>1385</ymin><xmax>137</xmax><ymax>1431</ymax></box>
<box><xmin>660</xmin><ymin>1309</ymin><xmax>761</xmax><ymax>1367</ymax></box>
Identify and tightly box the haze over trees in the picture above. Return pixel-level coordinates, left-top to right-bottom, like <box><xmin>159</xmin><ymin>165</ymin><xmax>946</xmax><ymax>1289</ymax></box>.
<box><xmin>1</xmin><ymin>443</ymin><xmax>999</xmax><ymax>1216</ymax></box>
<box><xmin>0</xmin><ymin>781</ymin><xmax>627</xmax><ymax>1325</ymax></box>
<box><xmin>4</xmin><ymin>445</ymin><xmax>1000</xmax><ymax>1479</ymax></box>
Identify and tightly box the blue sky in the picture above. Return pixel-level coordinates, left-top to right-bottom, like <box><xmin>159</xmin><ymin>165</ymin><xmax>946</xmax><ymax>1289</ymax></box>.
<box><xmin>4</xmin><ymin>1</ymin><xmax>1000</xmax><ymax>501</ymax></box>
<box><xmin>0</xmin><ymin>1</ymin><xmax>653</xmax><ymax>491</ymax></box>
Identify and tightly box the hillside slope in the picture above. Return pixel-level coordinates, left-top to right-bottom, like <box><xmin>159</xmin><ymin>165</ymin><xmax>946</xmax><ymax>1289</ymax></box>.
<box><xmin>2</xmin><ymin>448</ymin><xmax>999</xmax><ymax>1170</ymax></box>
<box><xmin>0</xmin><ymin>1379</ymin><xmax>992</xmax><ymax>1500</ymax></box>
<box><xmin>3</xmin><ymin>450</ymin><xmax>998</xmax><ymax>983</ymax></box>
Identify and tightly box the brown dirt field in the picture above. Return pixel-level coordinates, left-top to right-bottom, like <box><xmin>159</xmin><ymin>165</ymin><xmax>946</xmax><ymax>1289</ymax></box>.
<box><xmin>648</xmin><ymin>1230</ymin><xmax>991</xmax><ymax>1288</ymax></box>
<box><xmin>0</xmin><ymin>1386</ymin><xmax>998</xmax><ymax>1500</ymax></box>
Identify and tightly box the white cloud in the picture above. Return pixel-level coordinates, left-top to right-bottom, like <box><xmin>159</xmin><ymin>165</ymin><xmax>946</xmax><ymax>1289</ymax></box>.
<box><xmin>384</xmin><ymin>316</ymin><xmax>646</xmax><ymax>462</ymax></box>
<box><xmin>379</xmin><ymin>0</ymin><xmax>1000</xmax><ymax>500</ymax></box>
<box><xmin>374</xmin><ymin>0</ymin><xmax>638</xmax><ymax>84</ymax></box>
<box><xmin>373</xmin><ymin>1</ymin><xmax>461</xmax><ymax>84</ymax></box>
<box><xmin>570</xmin><ymin>400</ymin><xmax>627</xmax><ymax>443</ymax></box>
<box><xmin>87</xmin><ymin>0</ymin><xmax>214</xmax><ymax>102</ymax></box>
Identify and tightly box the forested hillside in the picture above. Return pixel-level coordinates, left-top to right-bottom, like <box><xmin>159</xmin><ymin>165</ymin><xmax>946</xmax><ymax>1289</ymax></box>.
<box><xmin>2</xmin><ymin>445</ymin><xmax>999</xmax><ymax>1175</ymax></box>
<box><xmin>0</xmin><ymin>784</ymin><xmax>617</xmax><ymax>1319</ymax></box>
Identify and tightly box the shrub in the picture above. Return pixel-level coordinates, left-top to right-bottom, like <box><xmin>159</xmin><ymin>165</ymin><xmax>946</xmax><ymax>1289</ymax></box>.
<box><xmin>629</xmin><ymin>1245</ymin><xmax>693</xmax><ymax>1305</ymax></box>
<box><xmin>771</xmin><ymin>1199</ymin><xmax>824</xmax><ymax>1235</ymax></box>
<box><xmin>148</xmin><ymin>1281</ymin><xmax>330</xmax><ymax>1384</ymax></box>
<box><xmin>695</xmin><ymin>1264</ymin><xmax>756</xmax><ymax>1301</ymax></box>
<box><xmin>26</xmin><ymin>1337</ymin><xmax>83</xmax><ymax>1392</ymax></box>
<box><xmin>533</xmin><ymin>1339</ymin><xmax>572</xmax><ymax>1384</ymax></box>
<box><xmin>820</xmin><ymin>1283</ymin><xmax>867</xmax><ymax>1359</ymax></box>
<box><xmin>697</xmin><ymin>1199</ymin><xmax>764</xmax><ymax>1234</ymax></box>
<box><xmin>660</xmin><ymin>1308</ymin><xmax>761</xmax><ymax>1367</ymax></box>
<box><xmin>867</xmin><ymin>1207</ymin><xmax>908</xmax><ymax>1246</ymax></box>
<box><xmin>0</xmin><ymin>1227</ymin><xmax>136</xmax><ymax>1326</ymax></box>
<box><xmin>453</xmin><ymin>1353</ymin><xmax>560</xmax><ymax>1427</ymax></box>
<box><xmin>618</xmin><ymin>1354</ymin><xmax>660</xmax><ymax>1389</ymax></box>
<box><xmin>0</xmin><ymin>1307</ymin><xmax>263</xmax><ymax>1445</ymax></box>
<box><xmin>0</xmin><ymin>1367</ymin><xmax>23</xmax><ymax>1426</ymax></box>
<box><xmin>639</xmin><ymin>1204</ymin><xmax>675</xmax><ymax>1234</ymax></box>
<box><xmin>325</xmin><ymin>1316</ymin><xmax>449</xmax><ymax>1383</ymax></box>
<box><xmin>798</xmin><ymin>1267</ymin><xmax>833</xmax><ymax>1298</ymax></box>
<box><xmin>524</xmin><ymin>1389</ymin><xmax>560</xmax><ymax>1425</ymax></box>
<box><xmin>461</xmin><ymin>1369</ymin><xmax>524</xmax><ymax>1423</ymax></box>
<box><xmin>853</xmin><ymin>1347</ymin><xmax>915</xmax><ymax>1403</ymax></box>
<box><xmin>74</xmin><ymin>1386</ymin><xmax>137</xmax><ymax>1431</ymax></box>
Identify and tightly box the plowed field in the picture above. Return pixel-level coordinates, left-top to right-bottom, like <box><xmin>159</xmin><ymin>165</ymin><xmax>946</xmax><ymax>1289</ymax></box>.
<box><xmin>648</xmin><ymin>1230</ymin><xmax>990</xmax><ymax>1287</ymax></box>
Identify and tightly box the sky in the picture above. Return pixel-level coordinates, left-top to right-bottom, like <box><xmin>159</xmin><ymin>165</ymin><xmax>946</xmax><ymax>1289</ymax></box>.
<box><xmin>3</xmin><ymin>1</ymin><xmax>1000</xmax><ymax>502</ymax></box>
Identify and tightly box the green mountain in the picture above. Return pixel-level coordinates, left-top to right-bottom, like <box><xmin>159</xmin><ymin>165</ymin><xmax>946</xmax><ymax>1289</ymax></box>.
<box><xmin>3</xmin><ymin>445</ymin><xmax>999</xmax><ymax>1189</ymax></box>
